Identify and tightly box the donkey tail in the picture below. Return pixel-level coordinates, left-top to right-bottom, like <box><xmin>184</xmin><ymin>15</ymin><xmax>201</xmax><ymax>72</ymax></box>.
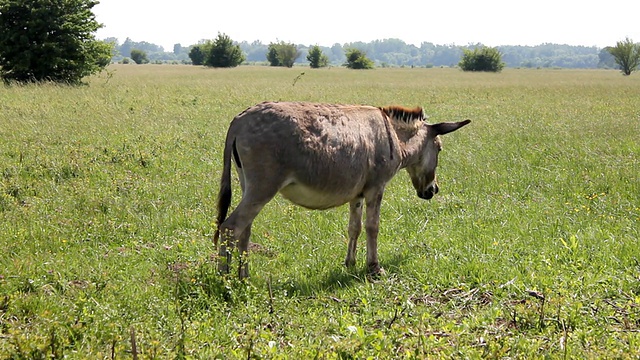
<box><xmin>213</xmin><ymin>135</ymin><xmax>235</xmax><ymax>247</ymax></box>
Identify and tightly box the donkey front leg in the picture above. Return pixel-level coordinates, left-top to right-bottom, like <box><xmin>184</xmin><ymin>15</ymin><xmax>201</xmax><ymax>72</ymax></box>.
<box><xmin>365</xmin><ymin>191</ymin><xmax>384</xmax><ymax>276</ymax></box>
<box><xmin>345</xmin><ymin>197</ymin><xmax>364</xmax><ymax>268</ymax></box>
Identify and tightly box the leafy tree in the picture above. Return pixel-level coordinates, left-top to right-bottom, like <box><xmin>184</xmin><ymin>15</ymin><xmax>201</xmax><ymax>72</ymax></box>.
<box><xmin>189</xmin><ymin>44</ymin><xmax>208</xmax><ymax>65</ymax></box>
<box><xmin>117</xmin><ymin>38</ymin><xmax>163</xmax><ymax>58</ymax></box>
<box><xmin>266</xmin><ymin>45</ymin><xmax>280</xmax><ymax>66</ymax></box>
<box><xmin>266</xmin><ymin>41</ymin><xmax>300</xmax><ymax>67</ymax></box>
<box><xmin>344</xmin><ymin>48</ymin><xmax>374</xmax><ymax>69</ymax></box>
<box><xmin>238</xmin><ymin>40</ymin><xmax>268</xmax><ymax>63</ymax></box>
<box><xmin>0</xmin><ymin>0</ymin><xmax>112</xmax><ymax>84</ymax></box>
<box><xmin>130</xmin><ymin>49</ymin><xmax>149</xmax><ymax>64</ymax></box>
<box><xmin>278</xmin><ymin>43</ymin><xmax>300</xmax><ymax>68</ymax></box>
<box><xmin>307</xmin><ymin>45</ymin><xmax>328</xmax><ymax>68</ymax></box>
<box><xmin>330</xmin><ymin>43</ymin><xmax>344</xmax><ymax>63</ymax></box>
<box><xmin>459</xmin><ymin>46</ymin><xmax>505</xmax><ymax>72</ymax></box>
<box><xmin>607</xmin><ymin>37</ymin><xmax>640</xmax><ymax>75</ymax></box>
<box><xmin>597</xmin><ymin>47</ymin><xmax>616</xmax><ymax>68</ymax></box>
<box><xmin>205</xmin><ymin>33</ymin><xmax>245</xmax><ymax>68</ymax></box>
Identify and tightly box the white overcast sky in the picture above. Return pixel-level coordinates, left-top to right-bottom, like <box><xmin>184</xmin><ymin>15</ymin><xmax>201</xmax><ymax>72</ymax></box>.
<box><xmin>94</xmin><ymin>0</ymin><xmax>640</xmax><ymax>51</ymax></box>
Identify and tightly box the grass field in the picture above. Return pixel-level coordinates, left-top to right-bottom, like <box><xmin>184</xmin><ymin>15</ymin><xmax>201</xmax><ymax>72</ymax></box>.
<box><xmin>1</xmin><ymin>65</ymin><xmax>639</xmax><ymax>358</ymax></box>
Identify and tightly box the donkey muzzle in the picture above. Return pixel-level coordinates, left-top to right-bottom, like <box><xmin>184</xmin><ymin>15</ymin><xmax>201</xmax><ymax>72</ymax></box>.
<box><xmin>417</xmin><ymin>184</ymin><xmax>439</xmax><ymax>200</ymax></box>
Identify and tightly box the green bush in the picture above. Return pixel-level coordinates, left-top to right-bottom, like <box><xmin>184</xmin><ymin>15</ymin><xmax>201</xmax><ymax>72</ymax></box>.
<box><xmin>130</xmin><ymin>49</ymin><xmax>149</xmax><ymax>64</ymax></box>
<box><xmin>189</xmin><ymin>45</ymin><xmax>208</xmax><ymax>65</ymax></box>
<box><xmin>0</xmin><ymin>0</ymin><xmax>112</xmax><ymax>84</ymax></box>
<box><xmin>267</xmin><ymin>41</ymin><xmax>300</xmax><ymax>68</ymax></box>
<box><xmin>307</xmin><ymin>45</ymin><xmax>329</xmax><ymax>68</ymax></box>
<box><xmin>344</xmin><ymin>48</ymin><xmax>374</xmax><ymax>69</ymax></box>
<box><xmin>205</xmin><ymin>33</ymin><xmax>245</xmax><ymax>68</ymax></box>
<box><xmin>459</xmin><ymin>46</ymin><xmax>505</xmax><ymax>72</ymax></box>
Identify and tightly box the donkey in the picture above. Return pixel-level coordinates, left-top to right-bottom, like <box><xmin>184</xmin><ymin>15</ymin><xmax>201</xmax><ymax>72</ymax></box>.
<box><xmin>213</xmin><ymin>101</ymin><xmax>470</xmax><ymax>278</ymax></box>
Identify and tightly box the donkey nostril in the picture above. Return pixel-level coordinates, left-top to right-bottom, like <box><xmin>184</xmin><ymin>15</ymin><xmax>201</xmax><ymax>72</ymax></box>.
<box><xmin>417</xmin><ymin>189</ymin><xmax>435</xmax><ymax>200</ymax></box>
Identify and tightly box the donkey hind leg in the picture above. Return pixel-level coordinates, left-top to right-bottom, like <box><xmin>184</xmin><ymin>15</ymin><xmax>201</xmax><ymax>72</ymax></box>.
<box><xmin>217</xmin><ymin>192</ymin><xmax>274</xmax><ymax>278</ymax></box>
<box><xmin>345</xmin><ymin>197</ymin><xmax>364</xmax><ymax>268</ymax></box>
<box><xmin>235</xmin><ymin>165</ymin><xmax>251</xmax><ymax>278</ymax></box>
<box><xmin>237</xmin><ymin>222</ymin><xmax>252</xmax><ymax>278</ymax></box>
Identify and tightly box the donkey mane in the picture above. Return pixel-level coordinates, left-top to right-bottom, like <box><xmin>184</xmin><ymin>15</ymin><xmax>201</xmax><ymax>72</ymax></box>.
<box><xmin>380</xmin><ymin>106</ymin><xmax>425</xmax><ymax>131</ymax></box>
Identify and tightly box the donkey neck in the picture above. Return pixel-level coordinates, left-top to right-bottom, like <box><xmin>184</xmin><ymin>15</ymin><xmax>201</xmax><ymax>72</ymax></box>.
<box><xmin>397</xmin><ymin>126</ymin><xmax>431</xmax><ymax>168</ymax></box>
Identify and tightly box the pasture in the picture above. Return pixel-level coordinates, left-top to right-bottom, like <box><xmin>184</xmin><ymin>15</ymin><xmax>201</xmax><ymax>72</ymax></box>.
<box><xmin>0</xmin><ymin>65</ymin><xmax>638</xmax><ymax>358</ymax></box>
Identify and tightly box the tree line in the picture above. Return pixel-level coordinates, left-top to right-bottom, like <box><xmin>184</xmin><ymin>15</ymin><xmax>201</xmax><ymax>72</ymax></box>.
<box><xmin>0</xmin><ymin>0</ymin><xmax>638</xmax><ymax>85</ymax></box>
<box><xmin>107</xmin><ymin>37</ymin><xmax>621</xmax><ymax>69</ymax></box>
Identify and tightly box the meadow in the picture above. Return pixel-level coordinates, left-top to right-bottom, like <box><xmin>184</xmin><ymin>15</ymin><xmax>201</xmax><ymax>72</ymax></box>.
<box><xmin>0</xmin><ymin>65</ymin><xmax>639</xmax><ymax>358</ymax></box>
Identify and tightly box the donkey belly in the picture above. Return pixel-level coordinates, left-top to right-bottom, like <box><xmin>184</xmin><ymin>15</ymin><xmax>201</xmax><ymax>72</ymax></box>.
<box><xmin>279</xmin><ymin>181</ymin><xmax>359</xmax><ymax>210</ymax></box>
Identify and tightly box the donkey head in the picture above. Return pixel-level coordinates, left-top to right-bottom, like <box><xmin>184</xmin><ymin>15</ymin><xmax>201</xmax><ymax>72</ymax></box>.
<box><xmin>405</xmin><ymin>120</ymin><xmax>471</xmax><ymax>200</ymax></box>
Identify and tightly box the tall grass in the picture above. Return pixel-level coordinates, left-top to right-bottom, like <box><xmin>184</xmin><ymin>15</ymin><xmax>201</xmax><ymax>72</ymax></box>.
<box><xmin>0</xmin><ymin>65</ymin><xmax>639</xmax><ymax>358</ymax></box>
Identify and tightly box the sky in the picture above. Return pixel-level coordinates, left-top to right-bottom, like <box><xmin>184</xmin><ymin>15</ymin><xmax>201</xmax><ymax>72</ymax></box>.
<box><xmin>94</xmin><ymin>0</ymin><xmax>640</xmax><ymax>51</ymax></box>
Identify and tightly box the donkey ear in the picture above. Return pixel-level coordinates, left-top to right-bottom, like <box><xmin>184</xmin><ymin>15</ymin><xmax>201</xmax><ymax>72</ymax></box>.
<box><xmin>429</xmin><ymin>119</ymin><xmax>471</xmax><ymax>136</ymax></box>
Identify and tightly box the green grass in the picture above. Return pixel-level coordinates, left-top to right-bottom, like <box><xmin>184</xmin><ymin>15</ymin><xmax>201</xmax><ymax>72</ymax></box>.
<box><xmin>1</xmin><ymin>65</ymin><xmax>639</xmax><ymax>358</ymax></box>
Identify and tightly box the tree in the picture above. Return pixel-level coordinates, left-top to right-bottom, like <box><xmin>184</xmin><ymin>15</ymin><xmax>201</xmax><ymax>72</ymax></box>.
<box><xmin>130</xmin><ymin>49</ymin><xmax>149</xmax><ymax>64</ymax></box>
<box><xmin>597</xmin><ymin>47</ymin><xmax>616</xmax><ymax>68</ymax></box>
<box><xmin>307</xmin><ymin>45</ymin><xmax>328</xmax><ymax>68</ymax></box>
<box><xmin>189</xmin><ymin>44</ymin><xmax>208</xmax><ymax>65</ymax></box>
<box><xmin>239</xmin><ymin>40</ymin><xmax>268</xmax><ymax>63</ymax></box>
<box><xmin>330</xmin><ymin>43</ymin><xmax>344</xmax><ymax>63</ymax></box>
<box><xmin>0</xmin><ymin>0</ymin><xmax>112</xmax><ymax>84</ymax></box>
<box><xmin>608</xmin><ymin>37</ymin><xmax>640</xmax><ymax>75</ymax></box>
<box><xmin>278</xmin><ymin>42</ymin><xmax>300</xmax><ymax>68</ymax></box>
<box><xmin>266</xmin><ymin>45</ymin><xmax>280</xmax><ymax>66</ymax></box>
<box><xmin>266</xmin><ymin>41</ymin><xmax>300</xmax><ymax>67</ymax></box>
<box><xmin>205</xmin><ymin>33</ymin><xmax>245</xmax><ymax>68</ymax></box>
<box><xmin>344</xmin><ymin>48</ymin><xmax>374</xmax><ymax>69</ymax></box>
<box><xmin>117</xmin><ymin>38</ymin><xmax>163</xmax><ymax>58</ymax></box>
<box><xmin>459</xmin><ymin>46</ymin><xmax>505</xmax><ymax>72</ymax></box>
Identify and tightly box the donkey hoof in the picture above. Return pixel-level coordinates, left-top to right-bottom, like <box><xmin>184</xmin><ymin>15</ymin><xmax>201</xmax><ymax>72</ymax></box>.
<box><xmin>238</xmin><ymin>266</ymin><xmax>249</xmax><ymax>279</ymax></box>
<box><xmin>367</xmin><ymin>265</ymin><xmax>386</xmax><ymax>279</ymax></box>
<box><xmin>344</xmin><ymin>259</ymin><xmax>357</xmax><ymax>268</ymax></box>
<box><xmin>217</xmin><ymin>260</ymin><xmax>230</xmax><ymax>274</ymax></box>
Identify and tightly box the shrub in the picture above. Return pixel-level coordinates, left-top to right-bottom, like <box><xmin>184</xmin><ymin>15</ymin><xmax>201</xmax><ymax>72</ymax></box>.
<box><xmin>344</xmin><ymin>48</ymin><xmax>374</xmax><ymax>69</ymax></box>
<box><xmin>205</xmin><ymin>33</ymin><xmax>245</xmax><ymax>68</ymax></box>
<box><xmin>459</xmin><ymin>46</ymin><xmax>505</xmax><ymax>72</ymax></box>
<box><xmin>189</xmin><ymin>45</ymin><xmax>208</xmax><ymax>66</ymax></box>
<box><xmin>130</xmin><ymin>49</ymin><xmax>149</xmax><ymax>64</ymax></box>
<box><xmin>307</xmin><ymin>45</ymin><xmax>329</xmax><ymax>68</ymax></box>
<box><xmin>266</xmin><ymin>41</ymin><xmax>300</xmax><ymax>68</ymax></box>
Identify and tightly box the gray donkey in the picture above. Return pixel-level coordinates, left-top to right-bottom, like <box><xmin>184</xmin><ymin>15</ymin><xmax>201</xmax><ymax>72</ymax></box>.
<box><xmin>213</xmin><ymin>102</ymin><xmax>470</xmax><ymax>278</ymax></box>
